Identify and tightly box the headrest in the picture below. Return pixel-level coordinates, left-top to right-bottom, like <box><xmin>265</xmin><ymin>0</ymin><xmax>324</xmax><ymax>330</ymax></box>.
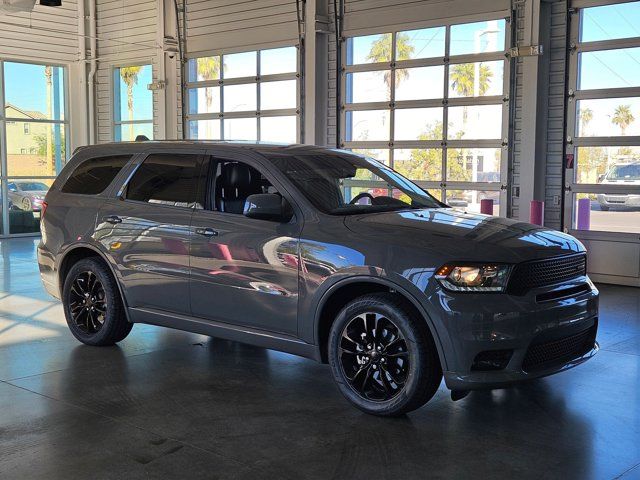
<box><xmin>222</xmin><ymin>162</ymin><xmax>252</xmax><ymax>189</ymax></box>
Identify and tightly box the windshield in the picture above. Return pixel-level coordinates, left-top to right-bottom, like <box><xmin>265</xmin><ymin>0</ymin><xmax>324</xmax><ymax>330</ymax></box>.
<box><xmin>17</xmin><ymin>182</ymin><xmax>49</xmax><ymax>191</ymax></box>
<box><xmin>607</xmin><ymin>163</ymin><xmax>640</xmax><ymax>181</ymax></box>
<box><xmin>266</xmin><ymin>151</ymin><xmax>444</xmax><ymax>215</ymax></box>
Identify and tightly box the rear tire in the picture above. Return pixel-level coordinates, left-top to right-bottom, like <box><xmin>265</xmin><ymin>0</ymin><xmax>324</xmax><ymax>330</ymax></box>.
<box><xmin>328</xmin><ymin>293</ymin><xmax>442</xmax><ymax>416</ymax></box>
<box><xmin>62</xmin><ymin>257</ymin><xmax>132</xmax><ymax>346</ymax></box>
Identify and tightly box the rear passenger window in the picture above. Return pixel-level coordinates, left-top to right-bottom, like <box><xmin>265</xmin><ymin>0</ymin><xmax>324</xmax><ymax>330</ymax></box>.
<box><xmin>61</xmin><ymin>155</ymin><xmax>131</xmax><ymax>194</ymax></box>
<box><xmin>126</xmin><ymin>154</ymin><xmax>205</xmax><ymax>208</ymax></box>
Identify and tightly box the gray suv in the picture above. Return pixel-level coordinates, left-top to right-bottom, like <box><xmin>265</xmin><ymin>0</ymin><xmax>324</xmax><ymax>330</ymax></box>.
<box><xmin>38</xmin><ymin>142</ymin><xmax>599</xmax><ymax>416</ymax></box>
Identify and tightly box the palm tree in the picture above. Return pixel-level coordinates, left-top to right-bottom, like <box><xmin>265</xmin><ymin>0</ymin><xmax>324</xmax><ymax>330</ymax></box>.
<box><xmin>612</xmin><ymin>104</ymin><xmax>634</xmax><ymax>136</ymax></box>
<box><xmin>44</xmin><ymin>66</ymin><xmax>54</xmax><ymax>175</ymax></box>
<box><xmin>119</xmin><ymin>66</ymin><xmax>142</xmax><ymax>140</ymax></box>
<box><xmin>450</xmin><ymin>62</ymin><xmax>493</xmax><ymax>125</ymax></box>
<box><xmin>196</xmin><ymin>56</ymin><xmax>222</xmax><ymax>112</ymax></box>
<box><xmin>580</xmin><ymin>107</ymin><xmax>593</xmax><ymax>136</ymax></box>
<box><xmin>366</xmin><ymin>33</ymin><xmax>415</xmax><ymax>99</ymax></box>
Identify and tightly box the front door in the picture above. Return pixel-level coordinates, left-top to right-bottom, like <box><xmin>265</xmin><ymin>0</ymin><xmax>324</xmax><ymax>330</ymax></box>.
<box><xmin>189</xmin><ymin>154</ymin><xmax>301</xmax><ymax>335</ymax></box>
<box><xmin>96</xmin><ymin>151</ymin><xmax>206</xmax><ymax>314</ymax></box>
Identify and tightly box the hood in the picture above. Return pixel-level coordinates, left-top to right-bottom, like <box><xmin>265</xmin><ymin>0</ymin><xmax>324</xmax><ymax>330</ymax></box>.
<box><xmin>344</xmin><ymin>208</ymin><xmax>584</xmax><ymax>264</ymax></box>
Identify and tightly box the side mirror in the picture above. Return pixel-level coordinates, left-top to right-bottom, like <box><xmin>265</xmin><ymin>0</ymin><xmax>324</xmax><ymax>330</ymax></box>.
<box><xmin>597</xmin><ymin>173</ymin><xmax>606</xmax><ymax>183</ymax></box>
<box><xmin>244</xmin><ymin>194</ymin><xmax>290</xmax><ymax>222</ymax></box>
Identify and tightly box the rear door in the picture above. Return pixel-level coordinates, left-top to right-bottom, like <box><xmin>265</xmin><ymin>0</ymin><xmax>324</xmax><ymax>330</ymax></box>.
<box><xmin>189</xmin><ymin>150</ymin><xmax>302</xmax><ymax>335</ymax></box>
<box><xmin>96</xmin><ymin>150</ymin><xmax>207</xmax><ymax>315</ymax></box>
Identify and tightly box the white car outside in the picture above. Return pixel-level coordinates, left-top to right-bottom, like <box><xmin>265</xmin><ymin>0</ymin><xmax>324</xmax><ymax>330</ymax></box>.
<box><xmin>597</xmin><ymin>162</ymin><xmax>640</xmax><ymax>211</ymax></box>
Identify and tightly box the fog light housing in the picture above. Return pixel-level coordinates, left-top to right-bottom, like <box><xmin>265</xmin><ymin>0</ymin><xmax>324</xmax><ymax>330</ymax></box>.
<box><xmin>471</xmin><ymin>349</ymin><xmax>513</xmax><ymax>371</ymax></box>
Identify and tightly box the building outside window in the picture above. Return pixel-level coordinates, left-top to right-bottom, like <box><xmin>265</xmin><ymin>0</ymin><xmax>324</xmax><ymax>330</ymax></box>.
<box><xmin>113</xmin><ymin>64</ymin><xmax>153</xmax><ymax>141</ymax></box>
<box><xmin>342</xmin><ymin>19</ymin><xmax>508</xmax><ymax>215</ymax></box>
<box><xmin>567</xmin><ymin>1</ymin><xmax>640</xmax><ymax>234</ymax></box>
<box><xmin>186</xmin><ymin>46</ymin><xmax>298</xmax><ymax>143</ymax></box>
<box><xmin>1</xmin><ymin>60</ymin><xmax>68</xmax><ymax>236</ymax></box>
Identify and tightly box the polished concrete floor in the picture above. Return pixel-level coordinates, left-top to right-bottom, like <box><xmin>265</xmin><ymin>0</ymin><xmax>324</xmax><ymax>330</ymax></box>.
<box><xmin>0</xmin><ymin>238</ymin><xmax>638</xmax><ymax>480</ymax></box>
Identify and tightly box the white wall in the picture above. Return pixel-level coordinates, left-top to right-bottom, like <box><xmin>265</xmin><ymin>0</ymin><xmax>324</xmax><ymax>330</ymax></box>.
<box><xmin>0</xmin><ymin>1</ymin><xmax>79</xmax><ymax>62</ymax></box>
<box><xmin>94</xmin><ymin>0</ymin><xmax>160</xmax><ymax>143</ymax></box>
<box><xmin>184</xmin><ymin>0</ymin><xmax>299</xmax><ymax>55</ymax></box>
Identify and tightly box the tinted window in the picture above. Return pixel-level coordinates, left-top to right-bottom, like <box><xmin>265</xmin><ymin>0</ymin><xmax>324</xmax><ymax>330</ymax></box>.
<box><xmin>267</xmin><ymin>151</ymin><xmax>443</xmax><ymax>215</ymax></box>
<box><xmin>210</xmin><ymin>159</ymin><xmax>281</xmax><ymax>215</ymax></box>
<box><xmin>61</xmin><ymin>155</ymin><xmax>131</xmax><ymax>195</ymax></box>
<box><xmin>126</xmin><ymin>154</ymin><xmax>205</xmax><ymax>208</ymax></box>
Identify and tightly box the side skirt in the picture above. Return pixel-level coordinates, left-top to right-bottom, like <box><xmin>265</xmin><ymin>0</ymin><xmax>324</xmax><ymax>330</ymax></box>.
<box><xmin>128</xmin><ymin>307</ymin><xmax>323</xmax><ymax>362</ymax></box>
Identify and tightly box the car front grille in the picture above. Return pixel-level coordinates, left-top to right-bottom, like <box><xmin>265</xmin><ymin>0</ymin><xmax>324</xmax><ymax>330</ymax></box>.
<box><xmin>522</xmin><ymin>323</ymin><xmax>597</xmax><ymax>373</ymax></box>
<box><xmin>507</xmin><ymin>253</ymin><xmax>587</xmax><ymax>296</ymax></box>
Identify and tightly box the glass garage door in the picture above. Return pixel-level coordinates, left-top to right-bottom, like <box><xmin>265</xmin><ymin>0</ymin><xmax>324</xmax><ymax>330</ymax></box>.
<box><xmin>341</xmin><ymin>18</ymin><xmax>510</xmax><ymax>215</ymax></box>
<box><xmin>565</xmin><ymin>1</ymin><xmax>640</xmax><ymax>284</ymax></box>
<box><xmin>185</xmin><ymin>46</ymin><xmax>299</xmax><ymax>144</ymax></box>
<box><xmin>0</xmin><ymin>60</ymin><xmax>69</xmax><ymax>237</ymax></box>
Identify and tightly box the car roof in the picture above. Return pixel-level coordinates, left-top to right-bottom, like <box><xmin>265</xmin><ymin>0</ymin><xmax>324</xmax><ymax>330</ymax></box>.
<box><xmin>73</xmin><ymin>141</ymin><xmax>353</xmax><ymax>159</ymax></box>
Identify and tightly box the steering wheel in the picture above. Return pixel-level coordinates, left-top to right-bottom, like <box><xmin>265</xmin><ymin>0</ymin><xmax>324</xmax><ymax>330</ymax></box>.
<box><xmin>349</xmin><ymin>192</ymin><xmax>375</xmax><ymax>205</ymax></box>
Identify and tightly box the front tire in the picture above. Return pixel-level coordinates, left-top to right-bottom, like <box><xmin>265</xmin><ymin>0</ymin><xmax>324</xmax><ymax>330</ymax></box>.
<box><xmin>328</xmin><ymin>293</ymin><xmax>442</xmax><ymax>416</ymax></box>
<box><xmin>62</xmin><ymin>257</ymin><xmax>132</xmax><ymax>346</ymax></box>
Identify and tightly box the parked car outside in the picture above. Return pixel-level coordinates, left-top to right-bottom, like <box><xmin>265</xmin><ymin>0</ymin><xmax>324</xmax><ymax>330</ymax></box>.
<box><xmin>597</xmin><ymin>161</ymin><xmax>640</xmax><ymax>211</ymax></box>
<box><xmin>8</xmin><ymin>181</ymin><xmax>49</xmax><ymax>212</ymax></box>
<box><xmin>38</xmin><ymin>142</ymin><xmax>599</xmax><ymax>416</ymax></box>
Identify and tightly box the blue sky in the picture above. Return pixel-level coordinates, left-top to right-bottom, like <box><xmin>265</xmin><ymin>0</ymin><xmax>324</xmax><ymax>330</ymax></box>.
<box><xmin>4</xmin><ymin>61</ymin><xmax>153</xmax><ymax>123</ymax></box>
<box><xmin>347</xmin><ymin>20</ymin><xmax>506</xmax><ymax>65</ymax></box>
<box><xmin>4</xmin><ymin>62</ymin><xmax>65</xmax><ymax>119</ymax></box>
<box><xmin>581</xmin><ymin>2</ymin><xmax>640</xmax><ymax>42</ymax></box>
<box><xmin>116</xmin><ymin>64</ymin><xmax>153</xmax><ymax>121</ymax></box>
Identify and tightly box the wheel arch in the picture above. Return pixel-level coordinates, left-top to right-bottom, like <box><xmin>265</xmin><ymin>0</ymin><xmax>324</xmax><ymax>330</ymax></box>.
<box><xmin>58</xmin><ymin>244</ymin><xmax>133</xmax><ymax>323</ymax></box>
<box><xmin>313</xmin><ymin>276</ymin><xmax>447</xmax><ymax>370</ymax></box>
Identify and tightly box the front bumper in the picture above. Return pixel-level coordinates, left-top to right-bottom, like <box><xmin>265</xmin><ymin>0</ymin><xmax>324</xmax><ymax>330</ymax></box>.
<box><xmin>429</xmin><ymin>277</ymin><xmax>599</xmax><ymax>391</ymax></box>
<box><xmin>597</xmin><ymin>193</ymin><xmax>640</xmax><ymax>208</ymax></box>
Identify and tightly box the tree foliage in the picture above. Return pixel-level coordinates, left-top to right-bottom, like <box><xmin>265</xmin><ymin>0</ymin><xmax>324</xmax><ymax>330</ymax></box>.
<box><xmin>392</xmin><ymin>122</ymin><xmax>468</xmax><ymax>182</ymax></box>
<box><xmin>449</xmin><ymin>63</ymin><xmax>493</xmax><ymax>97</ymax></box>
<box><xmin>196</xmin><ymin>57</ymin><xmax>223</xmax><ymax>112</ymax></box>
<box><xmin>119</xmin><ymin>66</ymin><xmax>142</xmax><ymax>140</ymax></box>
<box><xmin>366</xmin><ymin>33</ymin><xmax>415</xmax><ymax>96</ymax></box>
<box><xmin>579</xmin><ymin>107</ymin><xmax>593</xmax><ymax>135</ymax></box>
<box><xmin>119</xmin><ymin>66</ymin><xmax>142</xmax><ymax>118</ymax></box>
<box><xmin>612</xmin><ymin>104</ymin><xmax>634</xmax><ymax>135</ymax></box>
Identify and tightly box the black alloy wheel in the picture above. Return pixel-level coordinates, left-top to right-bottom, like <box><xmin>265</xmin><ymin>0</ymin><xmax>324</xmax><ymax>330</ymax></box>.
<box><xmin>328</xmin><ymin>293</ymin><xmax>442</xmax><ymax>416</ymax></box>
<box><xmin>69</xmin><ymin>270</ymin><xmax>107</xmax><ymax>334</ymax></box>
<box><xmin>63</xmin><ymin>257</ymin><xmax>133</xmax><ymax>346</ymax></box>
<box><xmin>339</xmin><ymin>312</ymin><xmax>410</xmax><ymax>401</ymax></box>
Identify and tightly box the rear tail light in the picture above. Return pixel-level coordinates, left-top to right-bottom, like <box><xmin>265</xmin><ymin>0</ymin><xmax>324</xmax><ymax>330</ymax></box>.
<box><xmin>41</xmin><ymin>201</ymin><xmax>48</xmax><ymax>219</ymax></box>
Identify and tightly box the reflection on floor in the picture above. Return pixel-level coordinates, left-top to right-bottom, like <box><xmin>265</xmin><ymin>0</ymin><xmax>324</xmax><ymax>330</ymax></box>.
<box><xmin>0</xmin><ymin>237</ymin><xmax>638</xmax><ymax>479</ymax></box>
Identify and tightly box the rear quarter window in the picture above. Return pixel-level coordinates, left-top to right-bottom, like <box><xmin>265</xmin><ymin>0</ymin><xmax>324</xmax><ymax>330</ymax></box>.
<box><xmin>61</xmin><ymin>155</ymin><xmax>132</xmax><ymax>195</ymax></box>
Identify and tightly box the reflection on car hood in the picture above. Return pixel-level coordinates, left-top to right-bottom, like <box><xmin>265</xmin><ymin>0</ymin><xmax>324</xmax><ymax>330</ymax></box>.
<box><xmin>344</xmin><ymin>208</ymin><xmax>584</xmax><ymax>263</ymax></box>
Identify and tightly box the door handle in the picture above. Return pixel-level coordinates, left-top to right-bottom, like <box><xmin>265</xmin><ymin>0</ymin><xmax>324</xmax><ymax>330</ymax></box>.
<box><xmin>195</xmin><ymin>227</ymin><xmax>218</xmax><ymax>237</ymax></box>
<box><xmin>103</xmin><ymin>215</ymin><xmax>122</xmax><ymax>224</ymax></box>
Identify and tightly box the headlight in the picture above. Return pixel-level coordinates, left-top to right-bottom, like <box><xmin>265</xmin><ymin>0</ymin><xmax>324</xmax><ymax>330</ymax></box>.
<box><xmin>435</xmin><ymin>264</ymin><xmax>512</xmax><ymax>292</ymax></box>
